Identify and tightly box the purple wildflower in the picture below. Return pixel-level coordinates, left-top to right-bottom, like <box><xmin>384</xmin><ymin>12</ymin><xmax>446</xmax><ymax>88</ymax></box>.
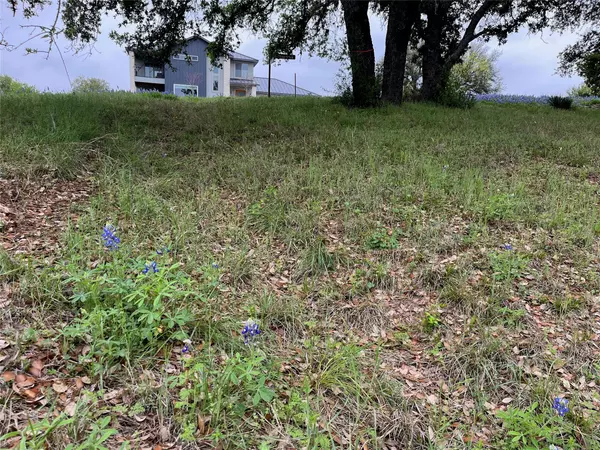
<box><xmin>553</xmin><ymin>397</ymin><xmax>569</xmax><ymax>417</ymax></box>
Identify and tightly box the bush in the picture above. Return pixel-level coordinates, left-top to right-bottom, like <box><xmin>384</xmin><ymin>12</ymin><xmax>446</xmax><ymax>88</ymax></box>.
<box><xmin>567</xmin><ymin>83</ymin><xmax>594</xmax><ymax>97</ymax></box>
<box><xmin>548</xmin><ymin>96</ymin><xmax>573</xmax><ymax>110</ymax></box>
<box><xmin>0</xmin><ymin>75</ymin><xmax>37</xmax><ymax>94</ymax></box>
<box><xmin>72</xmin><ymin>76</ymin><xmax>110</xmax><ymax>93</ymax></box>
<box><xmin>140</xmin><ymin>91</ymin><xmax>179</xmax><ymax>100</ymax></box>
<box><xmin>438</xmin><ymin>72</ymin><xmax>476</xmax><ymax>109</ymax></box>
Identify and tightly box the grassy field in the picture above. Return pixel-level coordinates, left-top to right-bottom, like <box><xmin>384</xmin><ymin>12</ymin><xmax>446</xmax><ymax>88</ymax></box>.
<box><xmin>1</xmin><ymin>93</ymin><xmax>600</xmax><ymax>449</ymax></box>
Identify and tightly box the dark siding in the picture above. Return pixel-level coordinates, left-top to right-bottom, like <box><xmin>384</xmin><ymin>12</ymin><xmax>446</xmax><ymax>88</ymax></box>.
<box><xmin>164</xmin><ymin>39</ymin><xmax>208</xmax><ymax>97</ymax></box>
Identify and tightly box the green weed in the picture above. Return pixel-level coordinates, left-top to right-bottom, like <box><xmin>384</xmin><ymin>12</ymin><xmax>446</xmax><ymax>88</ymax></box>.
<box><xmin>366</xmin><ymin>228</ymin><xmax>399</xmax><ymax>250</ymax></box>
<box><xmin>496</xmin><ymin>402</ymin><xmax>580</xmax><ymax>449</ymax></box>
<box><xmin>489</xmin><ymin>250</ymin><xmax>530</xmax><ymax>281</ymax></box>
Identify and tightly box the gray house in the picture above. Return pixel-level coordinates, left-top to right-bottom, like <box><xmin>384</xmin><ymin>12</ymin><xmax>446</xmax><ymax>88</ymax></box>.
<box><xmin>129</xmin><ymin>36</ymin><xmax>259</xmax><ymax>97</ymax></box>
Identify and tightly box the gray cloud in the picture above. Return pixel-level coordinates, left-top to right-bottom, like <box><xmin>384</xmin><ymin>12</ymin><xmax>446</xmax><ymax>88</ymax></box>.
<box><xmin>0</xmin><ymin>6</ymin><xmax>584</xmax><ymax>96</ymax></box>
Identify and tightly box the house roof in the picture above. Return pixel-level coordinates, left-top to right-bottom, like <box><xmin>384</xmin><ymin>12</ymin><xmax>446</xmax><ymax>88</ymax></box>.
<box><xmin>185</xmin><ymin>36</ymin><xmax>258</xmax><ymax>63</ymax></box>
<box><xmin>254</xmin><ymin>77</ymin><xmax>318</xmax><ymax>97</ymax></box>
<box><xmin>230</xmin><ymin>78</ymin><xmax>258</xmax><ymax>86</ymax></box>
<box><xmin>229</xmin><ymin>51</ymin><xmax>259</xmax><ymax>63</ymax></box>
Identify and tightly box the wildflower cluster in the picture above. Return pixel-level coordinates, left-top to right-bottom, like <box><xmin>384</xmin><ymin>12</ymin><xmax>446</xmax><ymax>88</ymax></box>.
<box><xmin>241</xmin><ymin>319</ymin><xmax>261</xmax><ymax>345</ymax></box>
<box><xmin>476</xmin><ymin>94</ymin><xmax>600</xmax><ymax>105</ymax></box>
<box><xmin>502</xmin><ymin>243</ymin><xmax>513</xmax><ymax>251</ymax></box>
<box><xmin>102</xmin><ymin>225</ymin><xmax>120</xmax><ymax>250</ymax></box>
<box><xmin>143</xmin><ymin>261</ymin><xmax>159</xmax><ymax>274</ymax></box>
<box><xmin>552</xmin><ymin>397</ymin><xmax>569</xmax><ymax>417</ymax></box>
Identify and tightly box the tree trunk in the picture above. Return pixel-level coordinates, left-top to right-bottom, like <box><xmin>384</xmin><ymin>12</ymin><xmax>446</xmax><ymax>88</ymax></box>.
<box><xmin>341</xmin><ymin>0</ymin><xmax>377</xmax><ymax>107</ymax></box>
<box><xmin>421</xmin><ymin>2</ymin><xmax>450</xmax><ymax>102</ymax></box>
<box><xmin>381</xmin><ymin>1</ymin><xmax>420</xmax><ymax>104</ymax></box>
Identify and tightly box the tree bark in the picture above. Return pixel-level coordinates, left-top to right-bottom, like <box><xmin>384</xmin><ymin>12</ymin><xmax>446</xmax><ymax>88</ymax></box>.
<box><xmin>340</xmin><ymin>0</ymin><xmax>377</xmax><ymax>107</ymax></box>
<box><xmin>381</xmin><ymin>0</ymin><xmax>421</xmax><ymax>104</ymax></box>
<box><xmin>420</xmin><ymin>0</ymin><xmax>497</xmax><ymax>102</ymax></box>
<box><xmin>420</xmin><ymin>1</ymin><xmax>450</xmax><ymax>101</ymax></box>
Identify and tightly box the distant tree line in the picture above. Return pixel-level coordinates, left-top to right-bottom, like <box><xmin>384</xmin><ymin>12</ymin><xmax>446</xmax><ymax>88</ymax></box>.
<box><xmin>4</xmin><ymin>0</ymin><xmax>600</xmax><ymax>106</ymax></box>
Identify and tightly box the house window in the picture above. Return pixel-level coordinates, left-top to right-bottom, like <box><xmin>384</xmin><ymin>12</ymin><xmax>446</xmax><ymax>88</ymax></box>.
<box><xmin>234</xmin><ymin>63</ymin><xmax>248</xmax><ymax>79</ymax></box>
<box><xmin>212</xmin><ymin>66</ymin><xmax>219</xmax><ymax>91</ymax></box>
<box><xmin>173</xmin><ymin>54</ymin><xmax>199</xmax><ymax>62</ymax></box>
<box><xmin>234</xmin><ymin>89</ymin><xmax>247</xmax><ymax>97</ymax></box>
<box><xmin>143</xmin><ymin>65</ymin><xmax>163</xmax><ymax>78</ymax></box>
<box><xmin>173</xmin><ymin>84</ymin><xmax>198</xmax><ymax>97</ymax></box>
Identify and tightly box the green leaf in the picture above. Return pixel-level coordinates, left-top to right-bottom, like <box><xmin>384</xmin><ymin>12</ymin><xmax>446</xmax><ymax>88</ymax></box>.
<box><xmin>258</xmin><ymin>386</ymin><xmax>274</xmax><ymax>402</ymax></box>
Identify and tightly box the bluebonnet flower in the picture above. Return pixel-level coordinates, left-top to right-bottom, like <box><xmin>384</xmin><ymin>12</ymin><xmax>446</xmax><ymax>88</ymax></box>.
<box><xmin>241</xmin><ymin>319</ymin><xmax>261</xmax><ymax>345</ymax></box>
<box><xmin>102</xmin><ymin>225</ymin><xmax>120</xmax><ymax>250</ymax></box>
<box><xmin>156</xmin><ymin>247</ymin><xmax>171</xmax><ymax>255</ymax></box>
<box><xmin>212</xmin><ymin>262</ymin><xmax>219</xmax><ymax>269</ymax></box>
<box><xmin>502</xmin><ymin>243</ymin><xmax>513</xmax><ymax>251</ymax></box>
<box><xmin>475</xmin><ymin>94</ymin><xmax>600</xmax><ymax>106</ymax></box>
<box><xmin>182</xmin><ymin>339</ymin><xmax>191</xmax><ymax>354</ymax></box>
<box><xmin>553</xmin><ymin>397</ymin><xmax>569</xmax><ymax>417</ymax></box>
<box><xmin>143</xmin><ymin>261</ymin><xmax>159</xmax><ymax>274</ymax></box>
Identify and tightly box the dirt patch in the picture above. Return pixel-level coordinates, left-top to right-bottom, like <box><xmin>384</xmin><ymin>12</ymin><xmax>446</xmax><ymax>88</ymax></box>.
<box><xmin>0</xmin><ymin>175</ymin><xmax>93</xmax><ymax>258</ymax></box>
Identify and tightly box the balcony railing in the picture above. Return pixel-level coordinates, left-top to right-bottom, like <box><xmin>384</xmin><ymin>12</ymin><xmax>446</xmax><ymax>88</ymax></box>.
<box><xmin>135</xmin><ymin>66</ymin><xmax>164</xmax><ymax>79</ymax></box>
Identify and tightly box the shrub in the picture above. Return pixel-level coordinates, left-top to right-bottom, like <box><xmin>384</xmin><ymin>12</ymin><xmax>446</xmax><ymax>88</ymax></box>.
<box><xmin>0</xmin><ymin>75</ymin><xmax>37</xmax><ymax>94</ymax></box>
<box><xmin>567</xmin><ymin>83</ymin><xmax>594</xmax><ymax>97</ymax></box>
<box><xmin>72</xmin><ymin>76</ymin><xmax>110</xmax><ymax>93</ymax></box>
<box><xmin>438</xmin><ymin>72</ymin><xmax>476</xmax><ymax>109</ymax></box>
<box><xmin>548</xmin><ymin>96</ymin><xmax>573</xmax><ymax>110</ymax></box>
<box><xmin>140</xmin><ymin>91</ymin><xmax>178</xmax><ymax>100</ymax></box>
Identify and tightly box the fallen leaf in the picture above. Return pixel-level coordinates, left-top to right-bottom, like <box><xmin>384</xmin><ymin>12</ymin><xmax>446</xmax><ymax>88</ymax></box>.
<box><xmin>483</xmin><ymin>401</ymin><xmax>496</xmax><ymax>410</ymax></box>
<box><xmin>75</xmin><ymin>378</ymin><xmax>84</xmax><ymax>389</ymax></box>
<box><xmin>28</xmin><ymin>359</ymin><xmax>44</xmax><ymax>377</ymax></box>
<box><xmin>1</xmin><ymin>371</ymin><xmax>16</xmax><ymax>382</ymax></box>
<box><xmin>134</xmin><ymin>415</ymin><xmax>147</xmax><ymax>423</ymax></box>
<box><xmin>31</xmin><ymin>359</ymin><xmax>44</xmax><ymax>370</ymax></box>
<box><xmin>16</xmin><ymin>375</ymin><xmax>36</xmax><ymax>389</ymax></box>
<box><xmin>52</xmin><ymin>382</ymin><xmax>69</xmax><ymax>393</ymax></box>
<box><xmin>64</xmin><ymin>402</ymin><xmax>77</xmax><ymax>417</ymax></box>
<box><xmin>0</xmin><ymin>340</ymin><xmax>9</xmax><ymax>350</ymax></box>
<box><xmin>80</xmin><ymin>376</ymin><xmax>92</xmax><ymax>384</ymax></box>
<box><xmin>23</xmin><ymin>388</ymin><xmax>44</xmax><ymax>403</ymax></box>
<box><xmin>197</xmin><ymin>415</ymin><xmax>210</xmax><ymax>436</ymax></box>
<box><xmin>103</xmin><ymin>388</ymin><xmax>124</xmax><ymax>402</ymax></box>
<box><xmin>501</xmin><ymin>397</ymin><xmax>513</xmax><ymax>404</ymax></box>
<box><xmin>159</xmin><ymin>426</ymin><xmax>170</xmax><ymax>442</ymax></box>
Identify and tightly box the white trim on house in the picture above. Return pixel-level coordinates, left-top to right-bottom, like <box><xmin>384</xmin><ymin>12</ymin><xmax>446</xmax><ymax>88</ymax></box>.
<box><xmin>222</xmin><ymin>59</ymin><xmax>231</xmax><ymax>97</ymax></box>
<box><xmin>173</xmin><ymin>84</ymin><xmax>199</xmax><ymax>97</ymax></box>
<box><xmin>128</xmin><ymin>51</ymin><xmax>136</xmax><ymax>92</ymax></box>
<box><xmin>134</xmin><ymin>76</ymin><xmax>165</xmax><ymax>85</ymax></box>
<box><xmin>173</xmin><ymin>54</ymin><xmax>199</xmax><ymax>61</ymax></box>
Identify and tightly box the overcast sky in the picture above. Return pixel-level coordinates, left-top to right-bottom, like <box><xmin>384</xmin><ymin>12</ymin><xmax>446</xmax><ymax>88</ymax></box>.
<box><xmin>0</xmin><ymin>2</ymin><xmax>584</xmax><ymax>95</ymax></box>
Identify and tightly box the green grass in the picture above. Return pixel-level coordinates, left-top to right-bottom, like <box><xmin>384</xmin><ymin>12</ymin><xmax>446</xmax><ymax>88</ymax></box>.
<box><xmin>1</xmin><ymin>92</ymin><xmax>600</xmax><ymax>449</ymax></box>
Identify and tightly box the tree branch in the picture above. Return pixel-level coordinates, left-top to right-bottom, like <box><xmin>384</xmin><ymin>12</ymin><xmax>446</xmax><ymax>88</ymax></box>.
<box><xmin>444</xmin><ymin>0</ymin><xmax>499</xmax><ymax>68</ymax></box>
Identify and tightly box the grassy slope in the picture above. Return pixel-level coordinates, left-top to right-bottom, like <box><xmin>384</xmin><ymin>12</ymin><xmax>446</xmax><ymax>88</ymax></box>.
<box><xmin>1</xmin><ymin>93</ymin><xmax>600</xmax><ymax>449</ymax></box>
